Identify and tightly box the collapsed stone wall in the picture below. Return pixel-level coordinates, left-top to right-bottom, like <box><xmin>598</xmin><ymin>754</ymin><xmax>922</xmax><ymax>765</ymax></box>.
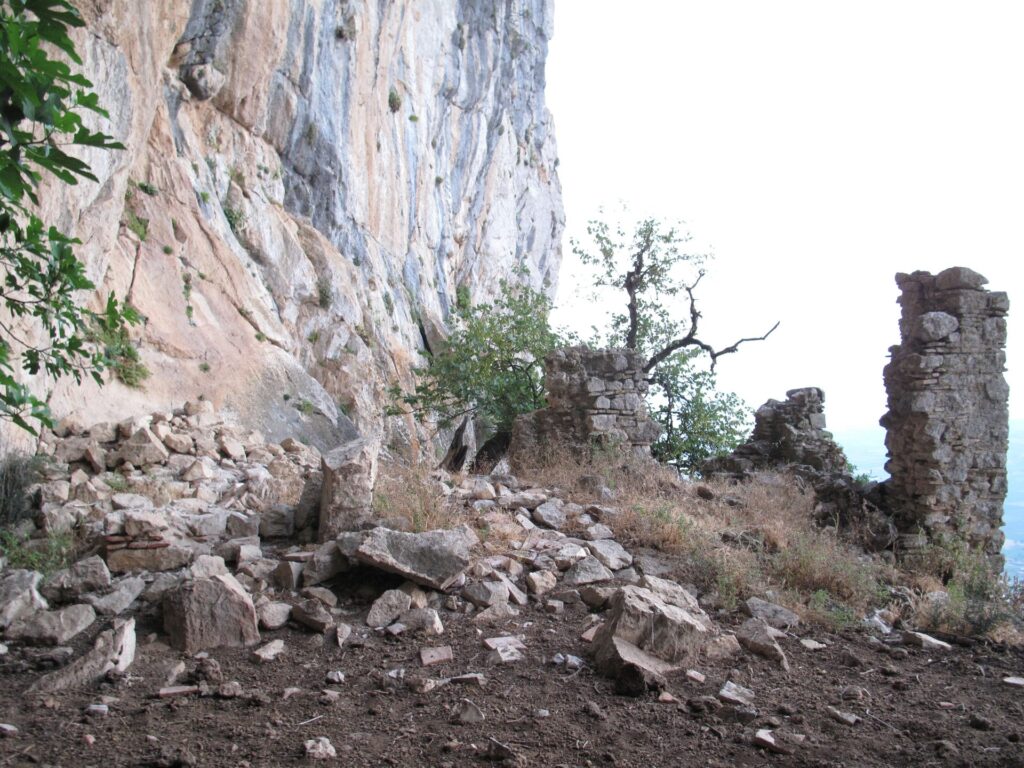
<box><xmin>703</xmin><ymin>388</ymin><xmax>848</xmax><ymax>476</ymax></box>
<box><xmin>880</xmin><ymin>267</ymin><xmax>1010</xmax><ymax>563</ymax></box>
<box><xmin>509</xmin><ymin>347</ymin><xmax>661</xmax><ymax>463</ymax></box>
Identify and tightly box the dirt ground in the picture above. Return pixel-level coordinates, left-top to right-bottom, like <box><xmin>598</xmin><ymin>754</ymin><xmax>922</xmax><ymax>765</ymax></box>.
<box><xmin>2</xmin><ymin>559</ymin><xmax>1023</xmax><ymax>768</ymax></box>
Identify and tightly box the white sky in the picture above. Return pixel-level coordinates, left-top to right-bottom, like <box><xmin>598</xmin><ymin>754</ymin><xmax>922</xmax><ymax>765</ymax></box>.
<box><xmin>547</xmin><ymin>0</ymin><xmax>1023</xmax><ymax>435</ymax></box>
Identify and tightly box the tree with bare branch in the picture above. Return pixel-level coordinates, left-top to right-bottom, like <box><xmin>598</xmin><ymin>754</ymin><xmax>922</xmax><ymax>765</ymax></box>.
<box><xmin>573</xmin><ymin>214</ymin><xmax>778</xmax><ymax>472</ymax></box>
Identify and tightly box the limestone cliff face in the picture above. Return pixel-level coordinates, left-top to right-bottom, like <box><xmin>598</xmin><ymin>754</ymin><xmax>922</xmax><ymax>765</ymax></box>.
<box><xmin>25</xmin><ymin>0</ymin><xmax>562</xmax><ymax>450</ymax></box>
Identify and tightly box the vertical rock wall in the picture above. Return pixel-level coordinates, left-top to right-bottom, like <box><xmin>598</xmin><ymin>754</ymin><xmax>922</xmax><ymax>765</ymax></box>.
<box><xmin>880</xmin><ymin>267</ymin><xmax>1010</xmax><ymax>563</ymax></box>
<box><xmin>9</xmin><ymin>0</ymin><xmax>563</xmax><ymax>453</ymax></box>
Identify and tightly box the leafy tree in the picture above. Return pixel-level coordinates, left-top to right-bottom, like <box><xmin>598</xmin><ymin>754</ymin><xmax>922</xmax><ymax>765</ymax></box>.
<box><xmin>0</xmin><ymin>0</ymin><xmax>138</xmax><ymax>433</ymax></box>
<box><xmin>574</xmin><ymin>213</ymin><xmax>778</xmax><ymax>473</ymax></box>
<box><xmin>649</xmin><ymin>350</ymin><xmax>749</xmax><ymax>475</ymax></box>
<box><xmin>392</xmin><ymin>277</ymin><xmax>563</xmax><ymax>439</ymax></box>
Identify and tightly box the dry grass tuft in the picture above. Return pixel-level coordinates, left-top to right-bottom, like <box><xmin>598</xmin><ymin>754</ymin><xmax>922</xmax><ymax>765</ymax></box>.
<box><xmin>517</xmin><ymin>440</ymin><xmax>891</xmax><ymax>624</ymax></box>
<box><xmin>371</xmin><ymin>458</ymin><xmax>468</xmax><ymax>533</ymax></box>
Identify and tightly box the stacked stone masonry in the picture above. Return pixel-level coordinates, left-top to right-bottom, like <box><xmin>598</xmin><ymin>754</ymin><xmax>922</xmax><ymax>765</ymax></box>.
<box><xmin>703</xmin><ymin>387</ymin><xmax>848</xmax><ymax>476</ymax></box>
<box><xmin>880</xmin><ymin>267</ymin><xmax>1010</xmax><ymax>564</ymax></box>
<box><xmin>510</xmin><ymin>347</ymin><xmax>661</xmax><ymax>461</ymax></box>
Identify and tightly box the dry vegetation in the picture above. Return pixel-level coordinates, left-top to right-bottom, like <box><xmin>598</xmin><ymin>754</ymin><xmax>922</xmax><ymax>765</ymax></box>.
<box><xmin>371</xmin><ymin>457</ymin><xmax>468</xmax><ymax>533</ymax></box>
<box><xmin>513</xmin><ymin>440</ymin><xmax>1024</xmax><ymax>639</ymax></box>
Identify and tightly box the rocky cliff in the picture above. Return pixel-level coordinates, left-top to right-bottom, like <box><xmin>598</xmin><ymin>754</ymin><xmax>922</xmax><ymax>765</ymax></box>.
<box><xmin>21</xmin><ymin>0</ymin><xmax>562</xmax><ymax>451</ymax></box>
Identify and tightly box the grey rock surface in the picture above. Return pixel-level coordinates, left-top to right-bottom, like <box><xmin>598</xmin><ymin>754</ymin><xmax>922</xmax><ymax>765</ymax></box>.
<box><xmin>163</xmin><ymin>575</ymin><xmax>260</xmax><ymax>653</ymax></box>
<box><xmin>354</xmin><ymin>527</ymin><xmax>470</xmax><ymax>590</ymax></box>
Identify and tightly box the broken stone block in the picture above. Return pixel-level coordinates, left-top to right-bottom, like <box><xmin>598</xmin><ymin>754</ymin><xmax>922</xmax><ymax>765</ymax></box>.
<box><xmin>586</xmin><ymin>539</ymin><xmax>633</xmax><ymax>571</ymax></box>
<box><xmin>163</xmin><ymin>575</ymin><xmax>260</xmax><ymax>654</ymax></box>
<box><xmin>217</xmin><ymin>433</ymin><xmax>246</xmax><ymax>462</ymax></box>
<box><xmin>420</xmin><ymin>645</ymin><xmax>453</xmax><ymax>666</ymax></box>
<box><xmin>85</xmin><ymin>576</ymin><xmax>145</xmax><ymax>616</ymax></box>
<box><xmin>29</xmin><ymin>618</ymin><xmax>136</xmax><ymax>694</ymax></box>
<box><xmin>737</xmin><ymin>618</ymin><xmax>790</xmax><ymax>671</ymax></box>
<box><xmin>257</xmin><ymin>601</ymin><xmax>292</xmax><ymax>630</ymax></box>
<box><xmin>122</xmin><ymin>508</ymin><xmax>167</xmax><ymax>537</ymax></box>
<box><xmin>399</xmin><ymin>608</ymin><xmax>444</xmax><ymax>636</ymax></box>
<box><xmin>116</xmin><ymin>428</ymin><xmax>169</xmax><ymax>467</ymax></box>
<box><xmin>304</xmin><ymin>737</ymin><xmax>336</xmax><ymax>760</ymax></box>
<box><xmin>259</xmin><ymin>505</ymin><xmax>295</xmax><ymax>539</ymax></box>
<box><xmin>554</xmin><ymin>543</ymin><xmax>589</xmax><ymax>570</ymax></box>
<box><xmin>291</xmin><ymin>598</ymin><xmax>334</xmax><ymax>633</ymax></box>
<box><xmin>318</xmin><ymin>438</ymin><xmax>378</xmax><ymax>540</ymax></box>
<box><xmin>224</xmin><ymin>512</ymin><xmax>260</xmax><ymax>539</ymax></box>
<box><xmin>0</xmin><ymin>570</ymin><xmax>48</xmax><ymax>629</ymax></box>
<box><xmin>472</xmin><ymin>603</ymin><xmax>519</xmax><ymax>624</ymax></box>
<box><xmin>302</xmin><ymin>540</ymin><xmax>352</xmax><ymax>587</ymax></box>
<box><xmin>302</xmin><ymin>586</ymin><xmax>337</xmax><ymax>607</ymax></box>
<box><xmin>181</xmin><ymin>457</ymin><xmax>216</xmax><ymax>482</ymax></box>
<box><xmin>354</xmin><ymin>527</ymin><xmax>470</xmax><ymax>590</ymax></box>
<box><xmin>638</xmin><ymin>575</ymin><xmax>701</xmax><ymax>612</ymax></box>
<box><xmin>592</xmin><ymin>585</ymin><xmax>712</xmax><ymax>684</ymax></box>
<box><xmin>107</xmin><ymin>544</ymin><xmax>192</xmax><ymax>573</ymax></box>
<box><xmin>745</xmin><ymin>597</ymin><xmax>801</xmax><ymax>629</ymax></box>
<box><xmin>7</xmin><ymin>603</ymin><xmax>96</xmax><ymax>645</ymax></box>
<box><xmin>526</xmin><ymin>570</ymin><xmax>558</xmax><ymax>595</ymax></box>
<box><xmin>719</xmin><ymin>680</ymin><xmax>755</xmax><ymax>707</ymax></box>
<box><xmin>584</xmin><ymin>523</ymin><xmax>614</xmax><ymax>541</ymax></box>
<box><xmin>902</xmin><ymin>630</ymin><xmax>952</xmax><ymax>651</ymax></box>
<box><xmin>532</xmin><ymin>499</ymin><xmax>566</xmax><ymax>529</ymax></box>
<box><xmin>562</xmin><ymin>556</ymin><xmax>613</xmax><ymax>586</ymax></box>
<box><xmin>112</xmin><ymin>493</ymin><xmax>153</xmax><ymax>511</ymax></box>
<box><xmin>42</xmin><ymin>556</ymin><xmax>111</xmax><ymax>602</ymax></box>
<box><xmin>188</xmin><ymin>554</ymin><xmax>229</xmax><ymax>579</ymax></box>
<box><xmin>272</xmin><ymin>560</ymin><xmax>304</xmax><ymax>592</ymax></box>
<box><xmin>462</xmin><ymin>580</ymin><xmax>510</xmax><ymax>608</ymax></box>
<box><xmin>252</xmin><ymin>639</ymin><xmax>285</xmax><ymax>664</ymax></box>
<box><xmin>366</xmin><ymin>589</ymin><xmax>413</xmax><ymax>628</ymax></box>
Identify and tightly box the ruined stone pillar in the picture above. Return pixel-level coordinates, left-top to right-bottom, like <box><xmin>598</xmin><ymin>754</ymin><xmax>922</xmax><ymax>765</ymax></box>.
<box><xmin>880</xmin><ymin>267</ymin><xmax>1009</xmax><ymax>565</ymax></box>
<box><xmin>508</xmin><ymin>347</ymin><xmax>662</xmax><ymax>464</ymax></box>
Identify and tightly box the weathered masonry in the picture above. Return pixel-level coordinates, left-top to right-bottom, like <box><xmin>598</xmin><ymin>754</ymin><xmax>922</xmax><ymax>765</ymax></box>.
<box><xmin>510</xmin><ymin>347</ymin><xmax>661</xmax><ymax>463</ymax></box>
<box><xmin>881</xmin><ymin>267</ymin><xmax>1010</xmax><ymax>564</ymax></box>
<box><xmin>702</xmin><ymin>387</ymin><xmax>848</xmax><ymax>476</ymax></box>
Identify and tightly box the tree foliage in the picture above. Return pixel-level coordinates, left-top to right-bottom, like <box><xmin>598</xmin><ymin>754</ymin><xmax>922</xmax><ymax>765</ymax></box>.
<box><xmin>0</xmin><ymin>0</ymin><xmax>138</xmax><ymax>433</ymax></box>
<box><xmin>573</xmin><ymin>213</ymin><xmax>777</xmax><ymax>473</ymax></box>
<box><xmin>392</xmin><ymin>277</ymin><xmax>563</xmax><ymax>437</ymax></box>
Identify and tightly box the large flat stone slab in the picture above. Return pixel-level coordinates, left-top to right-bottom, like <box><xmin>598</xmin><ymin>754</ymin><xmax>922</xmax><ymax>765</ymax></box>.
<box><xmin>354</xmin><ymin>527</ymin><xmax>471</xmax><ymax>590</ymax></box>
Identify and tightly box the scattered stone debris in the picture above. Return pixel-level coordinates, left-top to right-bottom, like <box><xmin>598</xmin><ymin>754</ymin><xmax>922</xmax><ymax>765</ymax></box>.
<box><xmin>304</xmin><ymin>736</ymin><xmax>337</xmax><ymax>760</ymax></box>
<box><xmin>252</xmin><ymin>639</ymin><xmax>285</xmax><ymax>664</ymax></box>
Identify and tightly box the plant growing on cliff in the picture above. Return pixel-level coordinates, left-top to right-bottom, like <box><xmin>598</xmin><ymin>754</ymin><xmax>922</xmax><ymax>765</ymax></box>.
<box><xmin>390</xmin><ymin>276</ymin><xmax>563</xmax><ymax>438</ymax></box>
<box><xmin>0</xmin><ymin>0</ymin><xmax>139</xmax><ymax>432</ymax></box>
<box><xmin>574</xmin><ymin>212</ymin><xmax>778</xmax><ymax>473</ymax></box>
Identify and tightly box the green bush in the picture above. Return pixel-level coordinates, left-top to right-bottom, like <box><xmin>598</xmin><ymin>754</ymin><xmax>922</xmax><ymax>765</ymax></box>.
<box><xmin>125</xmin><ymin>210</ymin><xmax>148</xmax><ymax>240</ymax></box>
<box><xmin>317</xmin><ymin>277</ymin><xmax>332</xmax><ymax>309</ymax></box>
<box><xmin>0</xmin><ymin>529</ymin><xmax>72</xmax><ymax>574</ymax></box>
<box><xmin>392</xmin><ymin>275</ymin><xmax>562</xmax><ymax>437</ymax></box>
<box><xmin>0</xmin><ymin>450</ymin><xmax>43</xmax><ymax>527</ymax></box>
<box><xmin>224</xmin><ymin>206</ymin><xmax>244</xmax><ymax>233</ymax></box>
<box><xmin>91</xmin><ymin>324</ymin><xmax>150</xmax><ymax>388</ymax></box>
<box><xmin>388</xmin><ymin>88</ymin><xmax>401</xmax><ymax>113</ymax></box>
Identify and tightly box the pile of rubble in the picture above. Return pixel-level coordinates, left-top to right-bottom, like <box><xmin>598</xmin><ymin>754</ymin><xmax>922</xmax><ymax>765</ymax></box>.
<box><xmin>0</xmin><ymin>401</ymin><xmax>760</xmax><ymax>697</ymax></box>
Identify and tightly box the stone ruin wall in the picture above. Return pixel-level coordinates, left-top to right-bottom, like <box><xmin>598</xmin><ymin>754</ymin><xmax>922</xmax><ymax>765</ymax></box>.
<box><xmin>509</xmin><ymin>347</ymin><xmax>661</xmax><ymax>464</ymax></box>
<box><xmin>703</xmin><ymin>387</ymin><xmax>848</xmax><ymax>476</ymax></box>
<box><xmin>881</xmin><ymin>267</ymin><xmax>1010</xmax><ymax>563</ymax></box>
